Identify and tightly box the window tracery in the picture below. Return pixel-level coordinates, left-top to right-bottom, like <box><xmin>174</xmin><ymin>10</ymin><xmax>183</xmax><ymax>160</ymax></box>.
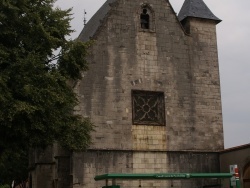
<box><xmin>132</xmin><ymin>90</ymin><xmax>165</xmax><ymax>125</ymax></box>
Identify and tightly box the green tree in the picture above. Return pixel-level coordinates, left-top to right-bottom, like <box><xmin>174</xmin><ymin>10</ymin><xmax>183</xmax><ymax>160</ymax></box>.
<box><xmin>0</xmin><ymin>0</ymin><xmax>93</xmax><ymax>184</ymax></box>
<box><xmin>0</xmin><ymin>185</ymin><xmax>10</xmax><ymax>188</ymax></box>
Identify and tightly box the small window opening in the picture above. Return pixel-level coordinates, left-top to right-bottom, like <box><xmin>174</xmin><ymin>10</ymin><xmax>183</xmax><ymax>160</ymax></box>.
<box><xmin>140</xmin><ymin>8</ymin><xmax>150</xmax><ymax>29</ymax></box>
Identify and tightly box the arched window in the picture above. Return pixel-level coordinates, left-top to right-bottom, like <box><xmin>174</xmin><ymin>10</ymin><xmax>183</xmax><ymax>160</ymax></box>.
<box><xmin>139</xmin><ymin>4</ymin><xmax>155</xmax><ymax>31</ymax></box>
<box><xmin>140</xmin><ymin>8</ymin><xmax>150</xmax><ymax>29</ymax></box>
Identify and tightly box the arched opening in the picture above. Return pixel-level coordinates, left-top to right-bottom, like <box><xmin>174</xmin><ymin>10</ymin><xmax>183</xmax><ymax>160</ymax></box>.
<box><xmin>139</xmin><ymin>4</ymin><xmax>155</xmax><ymax>31</ymax></box>
<box><xmin>243</xmin><ymin>163</ymin><xmax>250</xmax><ymax>188</ymax></box>
<box><xmin>140</xmin><ymin>8</ymin><xmax>150</xmax><ymax>29</ymax></box>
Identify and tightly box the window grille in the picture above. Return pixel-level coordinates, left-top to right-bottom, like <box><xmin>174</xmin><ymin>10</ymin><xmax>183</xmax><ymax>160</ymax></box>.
<box><xmin>132</xmin><ymin>90</ymin><xmax>165</xmax><ymax>125</ymax></box>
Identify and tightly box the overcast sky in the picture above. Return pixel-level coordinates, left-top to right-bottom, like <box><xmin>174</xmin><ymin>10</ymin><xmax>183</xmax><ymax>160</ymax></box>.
<box><xmin>54</xmin><ymin>0</ymin><xmax>250</xmax><ymax>149</ymax></box>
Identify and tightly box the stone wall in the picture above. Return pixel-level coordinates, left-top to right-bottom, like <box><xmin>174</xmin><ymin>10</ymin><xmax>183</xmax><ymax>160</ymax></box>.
<box><xmin>187</xmin><ymin>18</ymin><xmax>224</xmax><ymax>150</ymax></box>
<box><xmin>72</xmin><ymin>0</ymin><xmax>224</xmax><ymax>187</ymax></box>
<box><xmin>77</xmin><ymin>0</ymin><xmax>223</xmax><ymax>152</ymax></box>
<box><xmin>29</xmin><ymin>145</ymin><xmax>71</xmax><ymax>188</ymax></box>
<box><xmin>71</xmin><ymin>150</ymin><xmax>220</xmax><ymax>188</ymax></box>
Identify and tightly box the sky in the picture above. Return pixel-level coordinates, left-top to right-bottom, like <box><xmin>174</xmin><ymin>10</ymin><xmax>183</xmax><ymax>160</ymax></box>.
<box><xmin>54</xmin><ymin>0</ymin><xmax>250</xmax><ymax>149</ymax></box>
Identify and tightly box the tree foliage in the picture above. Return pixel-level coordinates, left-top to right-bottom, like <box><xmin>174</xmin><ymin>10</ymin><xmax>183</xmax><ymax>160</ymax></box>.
<box><xmin>0</xmin><ymin>185</ymin><xmax>10</xmax><ymax>188</ymax></box>
<box><xmin>0</xmin><ymin>0</ymin><xmax>93</xmax><ymax>184</ymax></box>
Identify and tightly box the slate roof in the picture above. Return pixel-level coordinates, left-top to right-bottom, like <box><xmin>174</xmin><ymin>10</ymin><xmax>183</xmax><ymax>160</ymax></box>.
<box><xmin>78</xmin><ymin>0</ymin><xmax>117</xmax><ymax>41</ymax></box>
<box><xmin>178</xmin><ymin>0</ymin><xmax>221</xmax><ymax>23</ymax></box>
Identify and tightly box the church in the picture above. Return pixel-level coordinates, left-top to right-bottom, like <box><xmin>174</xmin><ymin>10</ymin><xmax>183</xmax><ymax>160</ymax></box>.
<box><xmin>30</xmin><ymin>0</ymin><xmax>225</xmax><ymax>187</ymax></box>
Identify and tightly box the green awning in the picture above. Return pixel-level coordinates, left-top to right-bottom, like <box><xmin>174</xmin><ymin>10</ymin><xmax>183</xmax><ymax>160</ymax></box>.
<box><xmin>95</xmin><ymin>173</ymin><xmax>232</xmax><ymax>181</ymax></box>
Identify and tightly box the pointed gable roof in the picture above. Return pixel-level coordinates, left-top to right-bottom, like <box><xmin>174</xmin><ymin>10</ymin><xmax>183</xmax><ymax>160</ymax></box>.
<box><xmin>78</xmin><ymin>0</ymin><xmax>117</xmax><ymax>41</ymax></box>
<box><xmin>178</xmin><ymin>0</ymin><xmax>221</xmax><ymax>23</ymax></box>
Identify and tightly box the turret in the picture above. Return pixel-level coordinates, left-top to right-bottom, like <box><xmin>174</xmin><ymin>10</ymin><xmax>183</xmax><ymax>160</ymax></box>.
<box><xmin>178</xmin><ymin>0</ymin><xmax>224</xmax><ymax>150</ymax></box>
<box><xmin>178</xmin><ymin>0</ymin><xmax>221</xmax><ymax>34</ymax></box>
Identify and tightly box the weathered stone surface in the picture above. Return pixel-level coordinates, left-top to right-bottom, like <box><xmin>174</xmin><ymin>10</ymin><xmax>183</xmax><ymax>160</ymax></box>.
<box><xmin>30</xmin><ymin>0</ymin><xmax>224</xmax><ymax>187</ymax></box>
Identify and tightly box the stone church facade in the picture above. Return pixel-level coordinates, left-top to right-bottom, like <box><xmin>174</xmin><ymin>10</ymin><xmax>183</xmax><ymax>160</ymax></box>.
<box><xmin>30</xmin><ymin>0</ymin><xmax>224</xmax><ymax>187</ymax></box>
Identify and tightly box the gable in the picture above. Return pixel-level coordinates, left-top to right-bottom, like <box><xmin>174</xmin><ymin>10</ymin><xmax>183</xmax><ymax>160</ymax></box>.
<box><xmin>78</xmin><ymin>0</ymin><xmax>185</xmax><ymax>41</ymax></box>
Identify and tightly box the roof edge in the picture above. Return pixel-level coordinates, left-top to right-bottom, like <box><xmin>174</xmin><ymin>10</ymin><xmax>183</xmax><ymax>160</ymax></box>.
<box><xmin>220</xmin><ymin>143</ymin><xmax>250</xmax><ymax>154</ymax></box>
<box><xmin>181</xmin><ymin>16</ymin><xmax>222</xmax><ymax>25</ymax></box>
